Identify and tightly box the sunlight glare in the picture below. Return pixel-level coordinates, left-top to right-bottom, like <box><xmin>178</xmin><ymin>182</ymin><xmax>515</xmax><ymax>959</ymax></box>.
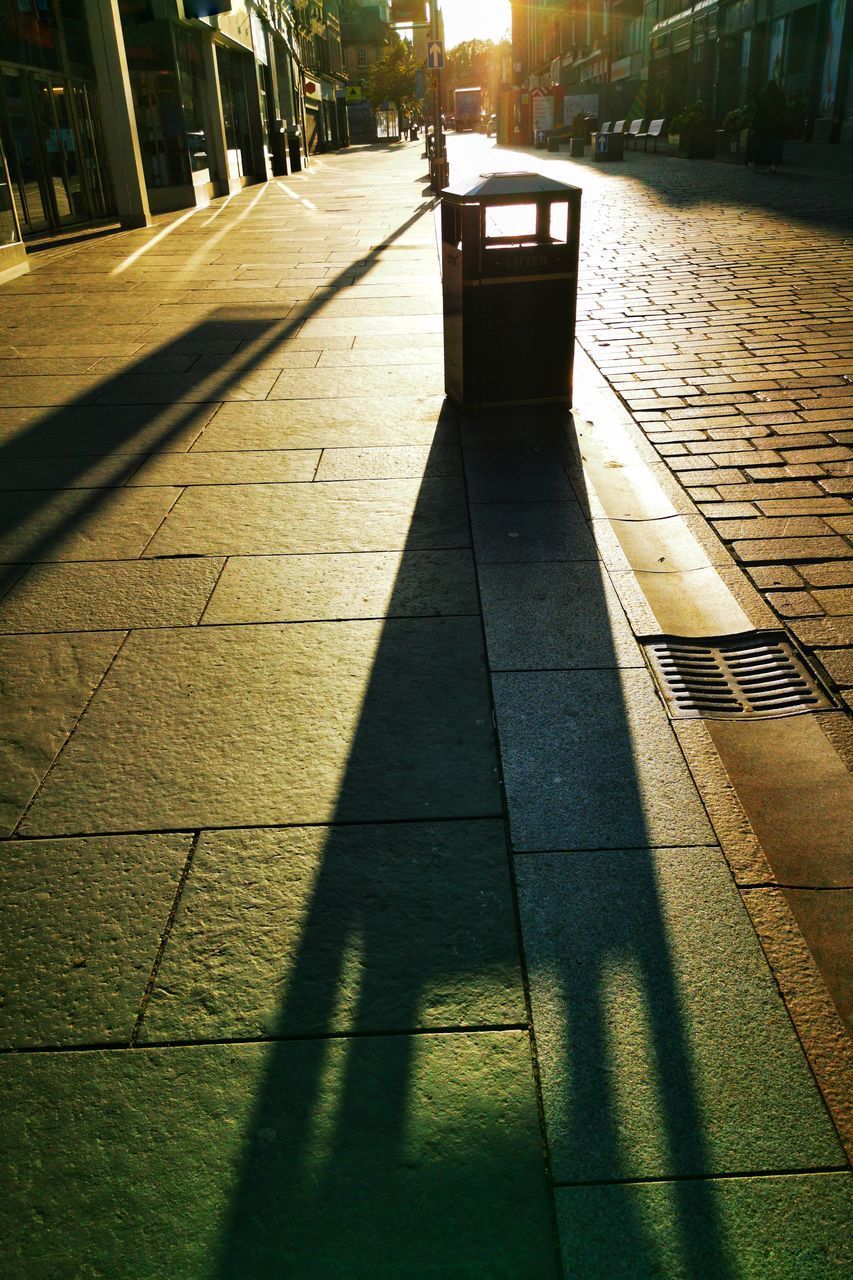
<box><xmin>441</xmin><ymin>0</ymin><xmax>511</xmax><ymax>47</ymax></box>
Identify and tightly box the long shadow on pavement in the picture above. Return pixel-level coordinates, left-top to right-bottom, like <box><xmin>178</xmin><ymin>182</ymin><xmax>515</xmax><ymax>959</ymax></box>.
<box><xmin>206</xmin><ymin>404</ymin><xmax>736</xmax><ymax>1278</ymax></box>
<box><xmin>0</xmin><ymin>199</ymin><xmax>435</xmax><ymax>596</ymax></box>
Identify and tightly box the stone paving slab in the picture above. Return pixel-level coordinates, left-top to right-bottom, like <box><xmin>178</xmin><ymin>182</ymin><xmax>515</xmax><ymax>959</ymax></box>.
<box><xmin>0</xmin><ymin>833</ymin><xmax>190</xmax><ymax>1048</ymax></box>
<box><xmin>516</xmin><ymin>847</ymin><xmax>844</xmax><ymax>1182</ymax></box>
<box><xmin>96</xmin><ymin>369</ymin><xmax>280</xmax><ymax>404</ymax></box>
<box><xmin>267</xmin><ymin>364</ymin><xmax>443</xmax><ymax>400</ymax></box>
<box><xmin>470</xmin><ymin>500</ymin><xmax>597</xmax><ymax>563</ymax></box>
<box><xmin>464</xmin><ymin>448</ymin><xmax>576</xmax><ymax>504</ymax></box>
<box><xmin>1</xmin><ymin>1032</ymin><xmax>559</xmax><ymax>1280</ymax></box>
<box><xmin>192</xmin><ymin>395</ymin><xmax>453</xmax><ymax>451</ymax></box>
<box><xmin>781</xmin><ymin>889</ymin><xmax>853</xmax><ymax>1034</ymax></box>
<box><xmin>314</xmin><ymin>443</ymin><xmax>460</xmax><ymax>481</ymax></box>
<box><xmin>144</xmin><ymin>476</ymin><xmax>469</xmax><ymax>557</ymax></box>
<box><xmin>556</xmin><ymin>1172</ymin><xmax>853</xmax><ymax>1280</ymax></box>
<box><xmin>0</xmin><ymin>454</ymin><xmax>148</xmax><ymax>489</ymax></box>
<box><xmin>202</xmin><ymin>549</ymin><xmax>477</xmax><ymax>624</ymax></box>
<box><xmin>141</xmin><ymin>821</ymin><xmax>524</xmax><ymax>1041</ymax></box>
<box><xmin>0</xmin><ymin>631</ymin><xmax>123</xmax><ymax>835</ymax></box>
<box><xmin>478</xmin><ymin>561</ymin><xmax>644</xmax><ymax>670</ymax></box>
<box><xmin>0</xmin><ymin>558</ymin><xmax>224</xmax><ymax>633</ymax></box>
<box><xmin>0</xmin><ymin>403</ymin><xmax>218</xmax><ymax>456</ymax></box>
<box><xmin>125</xmin><ymin>448</ymin><xmax>321</xmax><ymax>486</ymax></box>
<box><xmin>22</xmin><ymin>618</ymin><xmax>499</xmax><ymax>836</ymax></box>
<box><xmin>493</xmin><ymin>667</ymin><xmax>714</xmax><ymax>851</ymax></box>
<box><xmin>0</xmin><ymin>485</ymin><xmax>181</xmax><ymax>564</ymax></box>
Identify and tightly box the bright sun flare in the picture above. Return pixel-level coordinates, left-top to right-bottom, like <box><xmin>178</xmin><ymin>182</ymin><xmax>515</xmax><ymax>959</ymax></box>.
<box><xmin>440</xmin><ymin>0</ymin><xmax>512</xmax><ymax>48</ymax></box>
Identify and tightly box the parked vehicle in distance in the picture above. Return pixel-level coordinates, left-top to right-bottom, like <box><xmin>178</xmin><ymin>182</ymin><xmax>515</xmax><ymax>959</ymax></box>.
<box><xmin>454</xmin><ymin>86</ymin><xmax>483</xmax><ymax>132</ymax></box>
<box><xmin>487</xmin><ymin>113</ymin><xmax>496</xmax><ymax>137</ymax></box>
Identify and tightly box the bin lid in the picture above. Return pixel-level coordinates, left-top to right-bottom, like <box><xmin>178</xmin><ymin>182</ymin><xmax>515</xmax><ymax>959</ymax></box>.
<box><xmin>442</xmin><ymin>170</ymin><xmax>580</xmax><ymax>205</ymax></box>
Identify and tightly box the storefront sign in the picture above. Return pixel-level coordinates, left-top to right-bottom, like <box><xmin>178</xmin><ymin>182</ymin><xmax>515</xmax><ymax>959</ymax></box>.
<box><xmin>562</xmin><ymin>93</ymin><xmax>599</xmax><ymax>125</ymax></box>
<box><xmin>531</xmin><ymin>89</ymin><xmax>553</xmax><ymax>134</ymax></box>
<box><xmin>250</xmin><ymin>12</ymin><xmax>268</xmax><ymax>64</ymax></box>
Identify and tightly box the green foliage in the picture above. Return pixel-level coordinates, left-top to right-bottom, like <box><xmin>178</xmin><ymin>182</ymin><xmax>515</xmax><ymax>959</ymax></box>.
<box><xmin>721</xmin><ymin>103</ymin><xmax>755</xmax><ymax>131</ymax></box>
<box><xmin>364</xmin><ymin>31</ymin><xmax>421</xmax><ymax>115</ymax></box>
<box><xmin>444</xmin><ymin>38</ymin><xmax>510</xmax><ymax>109</ymax></box>
<box><xmin>670</xmin><ymin>101</ymin><xmax>709</xmax><ymax>133</ymax></box>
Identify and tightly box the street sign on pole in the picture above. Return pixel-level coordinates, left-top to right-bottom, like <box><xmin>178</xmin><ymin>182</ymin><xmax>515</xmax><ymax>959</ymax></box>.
<box><xmin>427</xmin><ymin>40</ymin><xmax>444</xmax><ymax>70</ymax></box>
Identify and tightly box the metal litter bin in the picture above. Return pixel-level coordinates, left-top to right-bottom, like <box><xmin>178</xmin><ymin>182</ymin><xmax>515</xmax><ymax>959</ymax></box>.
<box><xmin>440</xmin><ymin>171</ymin><xmax>581</xmax><ymax>408</ymax></box>
<box><xmin>592</xmin><ymin>131</ymin><xmax>624</xmax><ymax>161</ymax></box>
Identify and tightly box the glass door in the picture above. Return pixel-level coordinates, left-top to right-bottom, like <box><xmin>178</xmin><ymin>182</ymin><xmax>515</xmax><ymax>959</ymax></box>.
<box><xmin>0</xmin><ymin>66</ymin><xmax>111</xmax><ymax>234</ymax></box>
<box><xmin>0</xmin><ymin>68</ymin><xmax>51</xmax><ymax>233</ymax></box>
<box><xmin>70</xmin><ymin>81</ymin><xmax>114</xmax><ymax>219</ymax></box>
<box><xmin>29</xmin><ymin>72</ymin><xmax>82</xmax><ymax>224</ymax></box>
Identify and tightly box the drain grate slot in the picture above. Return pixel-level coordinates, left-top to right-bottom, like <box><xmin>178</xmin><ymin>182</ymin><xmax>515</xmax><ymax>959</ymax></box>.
<box><xmin>643</xmin><ymin>632</ymin><xmax>837</xmax><ymax>720</ymax></box>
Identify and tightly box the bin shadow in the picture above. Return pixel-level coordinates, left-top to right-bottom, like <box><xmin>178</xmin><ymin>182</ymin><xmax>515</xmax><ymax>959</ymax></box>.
<box><xmin>206</xmin><ymin>403</ymin><xmax>737</xmax><ymax>1278</ymax></box>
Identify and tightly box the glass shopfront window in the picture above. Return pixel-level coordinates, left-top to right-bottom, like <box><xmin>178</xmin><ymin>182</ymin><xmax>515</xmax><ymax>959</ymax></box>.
<box><xmin>0</xmin><ymin>133</ymin><xmax>21</xmax><ymax>245</ymax></box>
<box><xmin>217</xmin><ymin>45</ymin><xmax>257</xmax><ymax>179</ymax></box>
<box><xmin>174</xmin><ymin>25</ymin><xmax>210</xmax><ymax>178</ymax></box>
<box><xmin>0</xmin><ymin>0</ymin><xmax>61</xmax><ymax>73</ymax></box>
<box><xmin>0</xmin><ymin>0</ymin><xmax>114</xmax><ymax>235</ymax></box>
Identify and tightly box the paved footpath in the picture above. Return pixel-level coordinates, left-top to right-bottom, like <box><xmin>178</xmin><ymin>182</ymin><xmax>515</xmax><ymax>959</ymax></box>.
<box><xmin>0</xmin><ymin>140</ymin><xmax>851</xmax><ymax>1278</ymax></box>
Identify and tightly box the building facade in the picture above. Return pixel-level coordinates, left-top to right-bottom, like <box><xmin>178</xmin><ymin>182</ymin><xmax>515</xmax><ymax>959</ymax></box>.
<box><xmin>0</xmin><ymin>0</ymin><xmax>347</xmax><ymax>276</ymax></box>
<box><xmin>509</xmin><ymin>0</ymin><xmax>852</xmax><ymax>148</ymax></box>
<box><xmin>340</xmin><ymin>0</ymin><xmax>389</xmax><ymax>140</ymax></box>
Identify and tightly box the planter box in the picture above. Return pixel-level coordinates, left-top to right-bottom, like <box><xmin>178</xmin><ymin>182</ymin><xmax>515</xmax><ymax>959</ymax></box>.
<box><xmin>715</xmin><ymin>128</ymin><xmax>752</xmax><ymax>164</ymax></box>
<box><xmin>671</xmin><ymin>124</ymin><xmax>715</xmax><ymax>158</ymax></box>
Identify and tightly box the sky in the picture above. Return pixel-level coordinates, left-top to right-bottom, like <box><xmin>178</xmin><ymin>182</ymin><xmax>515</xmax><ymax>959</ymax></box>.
<box><xmin>440</xmin><ymin>0</ymin><xmax>511</xmax><ymax>49</ymax></box>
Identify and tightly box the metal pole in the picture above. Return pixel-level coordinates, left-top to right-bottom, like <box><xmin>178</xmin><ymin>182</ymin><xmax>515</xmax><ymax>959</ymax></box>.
<box><xmin>429</xmin><ymin>0</ymin><xmax>448</xmax><ymax>190</ymax></box>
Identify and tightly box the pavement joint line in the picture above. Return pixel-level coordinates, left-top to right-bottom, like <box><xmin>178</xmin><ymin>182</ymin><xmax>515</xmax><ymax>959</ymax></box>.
<box><xmin>136</xmin><ymin>483</ymin><xmax>187</xmax><ymax>560</ymax></box>
<box><xmin>130</xmin><ymin>830</ymin><xmax>201</xmax><ymax>1046</ymax></box>
<box><xmin>195</xmin><ymin>555</ymin><xmax>230</xmax><ymax>628</ymax></box>
<box><xmin>0</xmin><ymin>812</ymin><xmax>509</xmax><ymax>843</ymax></box>
<box><xmin>551</xmin><ymin>1166</ymin><xmax>852</xmax><ymax>1188</ymax></box>
<box><xmin>2</xmin><ymin>1024</ymin><xmax>533</xmax><ymax>1057</ymax></box>
<box><xmin>9</xmin><ymin>627</ymin><xmax>131</xmax><ymax>839</ymax></box>
<box><xmin>0</xmin><ymin>612</ymin><xmax>484</xmax><ymax>638</ymax></box>
<box><xmin>510</xmin><ymin>843</ymin><xmax>723</xmax><ymax>856</ymax></box>
<box><xmin>742</xmin><ymin>882</ymin><xmax>853</xmax><ymax>890</ymax></box>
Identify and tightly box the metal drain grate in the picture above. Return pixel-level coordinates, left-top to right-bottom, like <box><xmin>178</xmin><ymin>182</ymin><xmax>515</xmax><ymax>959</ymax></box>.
<box><xmin>643</xmin><ymin>632</ymin><xmax>837</xmax><ymax>720</ymax></box>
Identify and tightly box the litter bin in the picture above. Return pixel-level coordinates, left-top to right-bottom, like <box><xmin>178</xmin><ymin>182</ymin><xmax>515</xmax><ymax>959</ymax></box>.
<box><xmin>592</xmin><ymin>131</ymin><xmax>624</xmax><ymax>161</ymax></box>
<box><xmin>440</xmin><ymin>171</ymin><xmax>581</xmax><ymax>408</ymax></box>
<box><xmin>287</xmin><ymin>124</ymin><xmax>303</xmax><ymax>172</ymax></box>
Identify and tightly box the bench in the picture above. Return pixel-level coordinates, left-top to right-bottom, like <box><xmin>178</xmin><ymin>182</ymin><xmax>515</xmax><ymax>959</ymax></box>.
<box><xmin>612</xmin><ymin>119</ymin><xmax>627</xmax><ymax>135</ymax></box>
<box><xmin>634</xmin><ymin>118</ymin><xmax>667</xmax><ymax>152</ymax></box>
<box><xmin>625</xmin><ymin>119</ymin><xmax>645</xmax><ymax>149</ymax></box>
<box><xmin>598</xmin><ymin>121</ymin><xmax>612</xmax><ymax>135</ymax></box>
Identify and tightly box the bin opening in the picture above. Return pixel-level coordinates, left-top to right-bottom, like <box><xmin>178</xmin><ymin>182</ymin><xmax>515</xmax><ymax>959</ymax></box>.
<box><xmin>482</xmin><ymin>200</ymin><xmax>571</xmax><ymax>248</ymax></box>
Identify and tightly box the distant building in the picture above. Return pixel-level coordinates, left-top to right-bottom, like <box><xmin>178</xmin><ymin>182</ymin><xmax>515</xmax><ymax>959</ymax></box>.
<box><xmin>340</xmin><ymin>0</ymin><xmax>389</xmax><ymax>139</ymax></box>
<box><xmin>508</xmin><ymin>0</ymin><xmax>852</xmax><ymax>150</ymax></box>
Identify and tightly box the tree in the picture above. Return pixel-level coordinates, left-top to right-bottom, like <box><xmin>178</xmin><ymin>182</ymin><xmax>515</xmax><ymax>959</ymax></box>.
<box><xmin>364</xmin><ymin>31</ymin><xmax>421</xmax><ymax>117</ymax></box>
<box><xmin>445</xmin><ymin>38</ymin><xmax>511</xmax><ymax>112</ymax></box>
